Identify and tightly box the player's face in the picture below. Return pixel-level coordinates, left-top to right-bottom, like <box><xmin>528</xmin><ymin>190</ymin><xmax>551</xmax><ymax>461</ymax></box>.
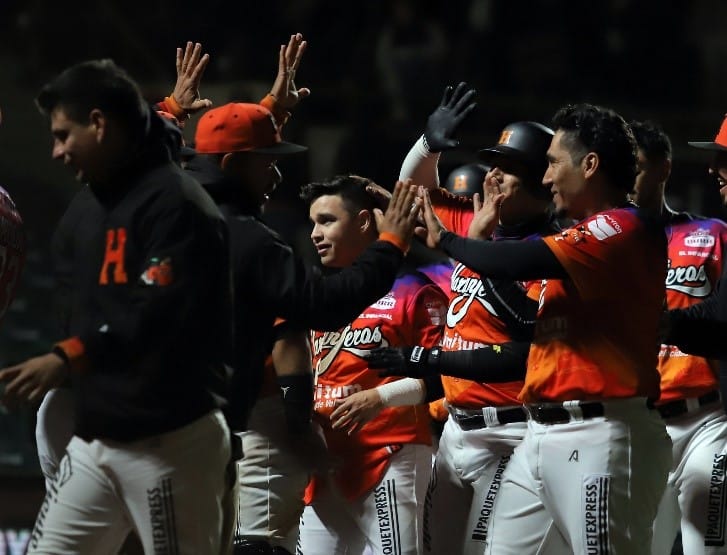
<box><xmin>224</xmin><ymin>152</ymin><xmax>281</xmax><ymax>206</ymax></box>
<box><xmin>49</xmin><ymin>107</ymin><xmax>107</xmax><ymax>184</ymax></box>
<box><xmin>708</xmin><ymin>150</ymin><xmax>727</xmax><ymax>206</ymax></box>
<box><xmin>629</xmin><ymin>148</ymin><xmax>669</xmax><ymax>211</ymax></box>
<box><xmin>486</xmin><ymin>157</ymin><xmax>545</xmax><ymax>224</ymax></box>
<box><xmin>543</xmin><ymin>131</ymin><xmax>589</xmax><ymax>219</ymax></box>
<box><xmin>309</xmin><ymin>194</ymin><xmax>371</xmax><ymax>268</ymax></box>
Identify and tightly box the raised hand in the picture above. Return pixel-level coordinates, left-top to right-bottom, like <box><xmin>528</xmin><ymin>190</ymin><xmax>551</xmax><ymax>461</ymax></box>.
<box><xmin>377</xmin><ymin>180</ymin><xmax>421</xmax><ymax>245</ymax></box>
<box><xmin>270</xmin><ymin>33</ymin><xmax>311</xmax><ymax>111</ymax></box>
<box><xmin>171</xmin><ymin>41</ymin><xmax>213</xmax><ymax>114</ymax></box>
<box><xmin>366</xmin><ymin>346</ymin><xmax>440</xmax><ymax>378</ymax></box>
<box><xmin>423</xmin><ymin>82</ymin><xmax>477</xmax><ymax>153</ymax></box>
<box><xmin>415</xmin><ymin>188</ymin><xmax>449</xmax><ymax>248</ymax></box>
<box><xmin>468</xmin><ymin>175</ymin><xmax>507</xmax><ymax>239</ymax></box>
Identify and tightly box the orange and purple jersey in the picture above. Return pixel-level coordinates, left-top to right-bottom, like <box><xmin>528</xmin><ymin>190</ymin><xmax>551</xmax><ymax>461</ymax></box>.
<box><xmin>658</xmin><ymin>215</ymin><xmax>727</xmax><ymax>402</ymax></box>
<box><xmin>310</xmin><ymin>272</ymin><xmax>446</xmax><ymax>500</ymax></box>
<box><xmin>523</xmin><ymin>207</ymin><xmax>667</xmax><ymax>402</ymax></box>
<box><xmin>432</xmin><ymin>189</ymin><xmax>537</xmax><ymax>408</ymax></box>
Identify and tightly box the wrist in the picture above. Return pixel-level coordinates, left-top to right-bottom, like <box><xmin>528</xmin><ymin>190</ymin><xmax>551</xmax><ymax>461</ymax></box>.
<box><xmin>163</xmin><ymin>94</ymin><xmax>190</xmax><ymax>121</ymax></box>
<box><xmin>378</xmin><ymin>231</ymin><xmax>409</xmax><ymax>254</ymax></box>
<box><xmin>375</xmin><ymin>378</ymin><xmax>425</xmax><ymax>407</ymax></box>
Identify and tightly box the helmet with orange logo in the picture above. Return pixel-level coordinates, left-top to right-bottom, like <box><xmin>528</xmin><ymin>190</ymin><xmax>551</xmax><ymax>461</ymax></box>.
<box><xmin>477</xmin><ymin>121</ymin><xmax>554</xmax><ymax>198</ymax></box>
<box><xmin>444</xmin><ymin>163</ymin><xmax>490</xmax><ymax>197</ymax></box>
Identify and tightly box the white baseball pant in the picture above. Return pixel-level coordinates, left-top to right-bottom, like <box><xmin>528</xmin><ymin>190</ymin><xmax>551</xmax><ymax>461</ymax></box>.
<box><xmin>236</xmin><ymin>394</ymin><xmax>311</xmax><ymax>553</ymax></box>
<box><xmin>35</xmin><ymin>387</ymin><xmax>75</xmax><ymax>491</ymax></box>
<box><xmin>423</xmin><ymin>413</ymin><xmax>526</xmax><ymax>554</ymax></box>
<box><xmin>27</xmin><ymin>410</ymin><xmax>232</xmax><ymax>555</ymax></box>
<box><xmin>652</xmin><ymin>402</ymin><xmax>727</xmax><ymax>555</ymax></box>
<box><xmin>297</xmin><ymin>443</ymin><xmax>432</xmax><ymax>555</ymax></box>
<box><xmin>484</xmin><ymin>398</ymin><xmax>672</xmax><ymax>555</ymax></box>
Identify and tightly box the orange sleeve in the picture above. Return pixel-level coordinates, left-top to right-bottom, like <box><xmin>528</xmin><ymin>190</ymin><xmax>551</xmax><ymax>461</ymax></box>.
<box><xmin>430</xmin><ymin>188</ymin><xmax>476</xmax><ymax>237</ymax></box>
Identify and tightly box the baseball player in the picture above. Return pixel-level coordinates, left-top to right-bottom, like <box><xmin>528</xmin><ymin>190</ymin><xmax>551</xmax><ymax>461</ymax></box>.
<box><xmin>367</xmin><ymin>82</ymin><xmax>560</xmax><ymax>555</ymax></box>
<box><xmin>296</xmin><ymin>174</ymin><xmax>448</xmax><ymax>555</ymax></box>
<box><xmin>635</xmin><ymin>119</ymin><xmax>727</xmax><ymax>554</ymax></box>
<box><xmin>187</xmin><ymin>34</ymin><xmax>425</xmax><ymax>554</ymax></box>
<box><xmin>0</xmin><ymin>59</ymin><xmax>234</xmax><ymax>554</ymax></box>
<box><xmin>414</xmin><ymin>103</ymin><xmax>672</xmax><ymax>554</ymax></box>
<box><xmin>665</xmin><ymin>114</ymin><xmax>727</xmax><ymax>404</ymax></box>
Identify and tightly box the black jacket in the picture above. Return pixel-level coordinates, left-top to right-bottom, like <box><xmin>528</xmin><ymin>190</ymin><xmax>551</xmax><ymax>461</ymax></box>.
<box><xmin>53</xmin><ymin>112</ymin><xmax>231</xmax><ymax>441</ymax></box>
<box><xmin>185</xmin><ymin>156</ymin><xmax>405</xmax><ymax>429</ymax></box>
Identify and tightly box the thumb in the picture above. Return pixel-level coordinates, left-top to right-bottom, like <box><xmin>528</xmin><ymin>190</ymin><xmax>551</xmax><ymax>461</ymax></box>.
<box><xmin>298</xmin><ymin>88</ymin><xmax>311</xmax><ymax>98</ymax></box>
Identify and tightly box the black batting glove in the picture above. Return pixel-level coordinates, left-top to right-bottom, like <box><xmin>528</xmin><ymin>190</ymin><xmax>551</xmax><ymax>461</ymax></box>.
<box><xmin>366</xmin><ymin>346</ymin><xmax>442</xmax><ymax>378</ymax></box>
<box><xmin>422</xmin><ymin>82</ymin><xmax>477</xmax><ymax>153</ymax></box>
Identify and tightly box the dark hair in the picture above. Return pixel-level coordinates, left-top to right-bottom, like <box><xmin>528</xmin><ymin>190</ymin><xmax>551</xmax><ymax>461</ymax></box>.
<box><xmin>630</xmin><ymin>120</ymin><xmax>672</xmax><ymax>162</ymax></box>
<box><xmin>35</xmin><ymin>59</ymin><xmax>148</xmax><ymax>130</ymax></box>
<box><xmin>552</xmin><ymin>103</ymin><xmax>637</xmax><ymax>193</ymax></box>
<box><xmin>300</xmin><ymin>174</ymin><xmax>379</xmax><ymax>214</ymax></box>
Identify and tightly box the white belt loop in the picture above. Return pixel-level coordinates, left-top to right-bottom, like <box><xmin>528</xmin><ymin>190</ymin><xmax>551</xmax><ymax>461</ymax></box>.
<box><xmin>563</xmin><ymin>400</ymin><xmax>584</xmax><ymax>422</ymax></box>
<box><xmin>482</xmin><ymin>406</ymin><xmax>500</xmax><ymax>427</ymax></box>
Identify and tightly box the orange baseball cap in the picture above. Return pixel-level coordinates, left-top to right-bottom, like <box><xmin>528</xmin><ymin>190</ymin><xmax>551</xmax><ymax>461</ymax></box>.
<box><xmin>688</xmin><ymin>114</ymin><xmax>727</xmax><ymax>151</ymax></box>
<box><xmin>194</xmin><ymin>102</ymin><xmax>307</xmax><ymax>155</ymax></box>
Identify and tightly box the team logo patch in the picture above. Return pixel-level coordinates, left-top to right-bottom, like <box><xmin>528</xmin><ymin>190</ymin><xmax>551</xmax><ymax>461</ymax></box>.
<box><xmin>586</xmin><ymin>215</ymin><xmax>622</xmax><ymax>240</ymax></box>
<box><xmin>498</xmin><ymin>130</ymin><xmax>513</xmax><ymax>145</ymax></box>
<box><xmin>371</xmin><ymin>294</ymin><xmax>396</xmax><ymax>311</ymax></box>
<box><xmin>140</xmin><ymin>257</ymin><xmax>173</xmax><ymax>286</ymax></box>
<box><xmin>684</xmin><ymin>229</ymin><xmax>716</xmax><ymax>248</ymax></box>
<box><xmin>582</xmin><ymin>474</ymin><xmax>611</xmax><ymax>554</ymax></box>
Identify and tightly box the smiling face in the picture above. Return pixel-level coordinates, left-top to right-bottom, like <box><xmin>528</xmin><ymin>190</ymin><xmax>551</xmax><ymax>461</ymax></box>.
<box><xmin>542</xmin><ymin>130</ymin><xmax>590</xmax><ymax>219</ymax></box>
<box><xmin>309</xmin><ymin>194</ymin><xmax>373</xmax><ymax>268</ymax></box>
<box><xmin>485</xmin><ymin>156</ymin><xmax>550</xmax><ymax>224</ymax></box>
<box><xmin>709</xmin><ymin>150</ymin><xmax>727</xmax><ymax>206</ymax></box>
<box><xmin>49</xmin><ymin>106</ymin><xmax>108</xmax><ymax>184</ymax></box>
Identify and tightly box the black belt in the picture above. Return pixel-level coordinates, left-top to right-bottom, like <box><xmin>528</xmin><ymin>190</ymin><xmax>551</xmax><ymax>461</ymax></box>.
<box><xmin>525</xmin><ymin>401</ymin><xmax>605</xmax><ymax>424</ymax></box>
<box><xmin>449</xmin><ymin>406</ymin><xmax>528</xmax><ymax>431</ymax></box>
<box><xmin>657</xmin><ymin>390</ymin><xmax>721</xmax><ymax>419</ymax></box>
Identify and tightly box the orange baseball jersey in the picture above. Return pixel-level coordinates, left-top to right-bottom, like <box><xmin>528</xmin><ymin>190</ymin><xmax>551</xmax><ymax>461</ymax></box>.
<box><xmin>658</xmin><ymin>215</ymin><xmax>727</xmax><ymax>402</ymax></box>
<box><xmin>523</xmin><ymin>207</ymin><xmax>667</xmax><ymax>402</ymax></box>
<box><xmin>310</xmin><ymin>272</ymin><xmax>446</xmax><ymax>500</ymax></box>
<box><xmin>431</xmin><ymin>188</ymin><xmax>530</xmax><ymax>408</ymax></box>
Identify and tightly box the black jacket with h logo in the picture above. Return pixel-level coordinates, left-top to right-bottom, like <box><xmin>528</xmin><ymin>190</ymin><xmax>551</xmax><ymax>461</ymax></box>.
<box><xmin>51</xmin><ymin>114</ymin><xmax>232</xmax><ymax>441</ymax></box>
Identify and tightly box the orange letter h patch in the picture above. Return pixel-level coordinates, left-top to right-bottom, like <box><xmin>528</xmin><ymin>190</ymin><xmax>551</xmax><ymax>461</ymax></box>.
<box><xmin>99</xmin><ymin>228</ymin><xmax>128</xmax><ymax>284</ymax></box>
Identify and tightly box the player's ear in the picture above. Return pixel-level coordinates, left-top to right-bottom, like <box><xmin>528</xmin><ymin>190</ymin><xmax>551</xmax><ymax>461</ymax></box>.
<box><xmin>357</xmin><ymin>209</ymin><xmax>373</xmax><ymax>233</ymax></box>
<box><xmin>582</xmin><ymin>152</ymin><xmax>599</xmax><ymax>179</ymax></box>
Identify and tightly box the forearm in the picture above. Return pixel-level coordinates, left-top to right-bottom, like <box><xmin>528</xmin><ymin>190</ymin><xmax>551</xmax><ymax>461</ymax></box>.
<box><xmin>439</xmin><ymin>232</ymin><xmax>567</xmax><ymax>281</ymax></box>
<box><xmin>399</xmin><ymin>136</ymin><xmax>440</xmax><ymax>190</ymax></box>
<box><xmin>438</xmin><ymin>342</ymin><xmax>530</xmax><ymax>382</ymax></box>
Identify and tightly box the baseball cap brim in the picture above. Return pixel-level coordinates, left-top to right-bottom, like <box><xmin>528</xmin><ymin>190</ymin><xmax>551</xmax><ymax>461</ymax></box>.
<box><xmin>251</xmin><ymin>141</ymin><xmax>308</xmax><ymax>155</ymax></box>
<box><xmin>687</xmin><ymin>141</ymin><xmax>727</xmax><ymax>151</ymax></box>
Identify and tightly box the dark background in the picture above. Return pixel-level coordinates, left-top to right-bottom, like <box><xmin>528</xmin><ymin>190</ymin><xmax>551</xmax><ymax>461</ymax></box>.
<box><xmin>0</xmin><ymin>0</ymin><xmax>725</xmax><ymax>542</ymax></box>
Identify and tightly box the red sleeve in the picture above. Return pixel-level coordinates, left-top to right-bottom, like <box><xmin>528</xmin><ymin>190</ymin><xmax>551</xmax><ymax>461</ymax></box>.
<box><xmin>430</xmin><ymin>188</ymin><xmax>476</xmax><ymax>237</ymax></box>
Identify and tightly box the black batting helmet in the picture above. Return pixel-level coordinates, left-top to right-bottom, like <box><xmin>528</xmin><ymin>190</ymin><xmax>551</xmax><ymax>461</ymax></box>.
<box><xmin>444</xmin><ymin>163</ymin><xmax>490</xmax><ymax>197</ymax></box>
<box><xmin>478</xmin><ymin>121</ymin><xmax>554</xmax><ymax>198</ymax></box>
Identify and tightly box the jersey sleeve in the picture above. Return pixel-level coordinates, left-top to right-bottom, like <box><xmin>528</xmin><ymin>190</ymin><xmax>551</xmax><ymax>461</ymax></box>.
<box><xmin>430</xmin><ymin>188</ymin><xmax>476</xmax><ymax>237</ymax></box>
<box><xmin>542</xmin><ymin>212</ymin><xmax>640</xmax><ymax>301</ymax></box>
